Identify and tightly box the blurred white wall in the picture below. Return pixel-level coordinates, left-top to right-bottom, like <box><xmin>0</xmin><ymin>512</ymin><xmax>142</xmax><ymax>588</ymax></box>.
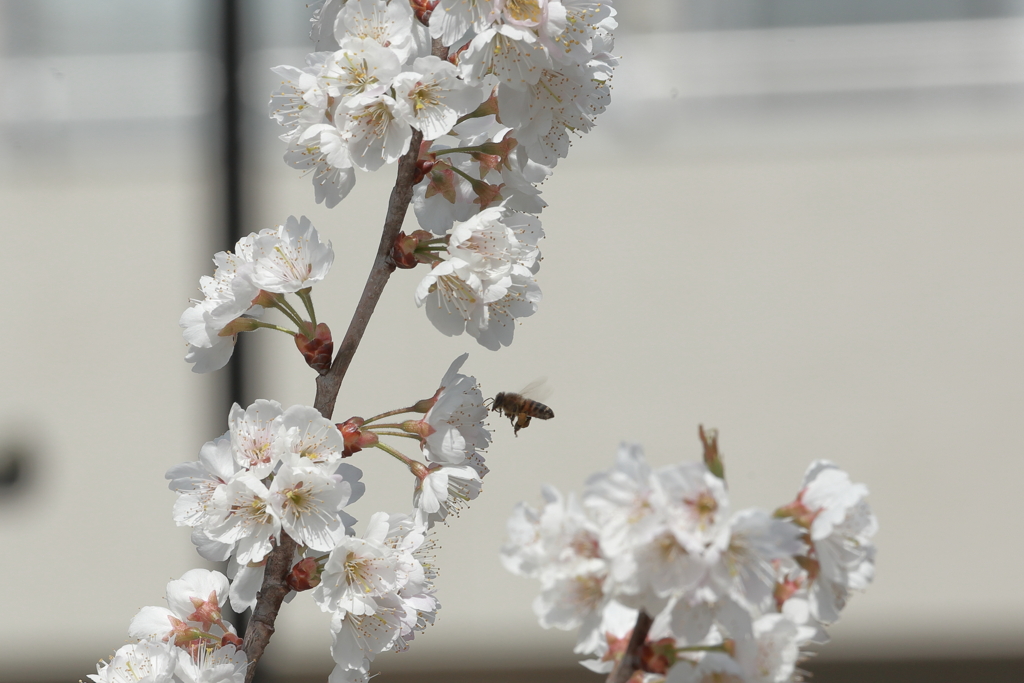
<box><xmin>1</xmin><ymin>4</ymin><xmax>1023</xmax><ymax>680</ymax></box>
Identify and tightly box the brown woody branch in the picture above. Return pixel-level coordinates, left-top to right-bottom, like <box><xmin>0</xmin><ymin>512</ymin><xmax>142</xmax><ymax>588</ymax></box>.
<box><xmin>313</xmin><ymin>127</ymin><xmax>424</xmax><ymax>420</ymax></box>
<box><xmin>607</xmin><ymin>610</ymin><xmax>654</xmax><ymax>683</ymax></box>
<box><xmin>240</xmin><ymin>533</ymin><xmax>297</xmax><ymax>682</ymax></box>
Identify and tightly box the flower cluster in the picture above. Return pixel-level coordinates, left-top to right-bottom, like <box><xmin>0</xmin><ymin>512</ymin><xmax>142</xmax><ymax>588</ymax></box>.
<box><xmin>166</xmin><ymin>400</ymin><xmax>361</xmax><ymax>611</ymax></box>
<box><xmin>88</xmin><ymin>569</ymin><xmax>247</xmax><ymax>683</ymax></box>
<box><xmin>137</xmin><ymin>354</ymin><xmax>491</xmax><ymax>682</ymax></box>
<box><xmin>414</xmin><ymin>206</ymin><xmax>542</xmax><ymax>348</ymax></box>
<box><xmin>272</xmin><ymin>0</ymin><xmax>617</xmax><ymax>348</ymax></box>
<box><xmin>314</xmin><ymin>513</ymin><xmax>438</xmax><ymax>681</ymax></box>
<box><xmin>502</xmin><ymin>436</ymin><xmax>877</xmax><ymax>683</ymax></box>
<box><xmin>179</xmin><ymin>216</ymin><xmax>334</xmax><ymax>373</ymax></box>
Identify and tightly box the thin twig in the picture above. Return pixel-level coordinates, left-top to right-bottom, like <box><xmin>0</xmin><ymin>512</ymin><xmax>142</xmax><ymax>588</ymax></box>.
<box><xmin>607</xmin><ymin>610</ymin><xmax>654</xmax><ymax>683</ymax></box>
<box><xmin>239</xmin><ymin>37</ymin><xmax>447</xmax><ymax>682</ymax></box>
<box><xmin>313</xmin><ymin>127</ymin><xmax>424</xmax><ymax>419</ymax></box>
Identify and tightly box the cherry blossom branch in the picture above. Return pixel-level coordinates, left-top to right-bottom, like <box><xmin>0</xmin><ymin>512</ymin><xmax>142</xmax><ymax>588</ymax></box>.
<box><xmin>313</xmin><ymin>127</ymin><xmax>424</xmax><ymax>420</ymax></box>
<box><xmin>313</xmin><ymin>39</ymin><xmax>447</xmax><ymax>420</ymax></box>
<box><xmin>239</xmin><ymin>39</ymin><xmax>448</xmax><ymax>681</ymax></box>
<box><xmin>240</xmin><ymin>533</ymin><xmax>297</xmax><ymax>683</ymax></box>
<box><xmin>607</xmin><ymin>610</ymin><xmax>654</xmax><ymax>683</ymax></box>
<box><xmin>238</xmin><ymin>137</ymin><xmax>422</xmax><ymax>681</ymax></box>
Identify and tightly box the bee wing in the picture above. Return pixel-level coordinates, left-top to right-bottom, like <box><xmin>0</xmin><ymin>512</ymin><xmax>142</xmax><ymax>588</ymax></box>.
<box><xmin>518</xmin><ymin>378</ymin><xmax>553</xmax><ymax>402</ymax></box>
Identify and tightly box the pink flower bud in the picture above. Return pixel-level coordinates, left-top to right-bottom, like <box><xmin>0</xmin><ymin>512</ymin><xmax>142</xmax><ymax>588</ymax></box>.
<box><xmin>639</xmin><ymin>637</ymin><xmax>677</xmax><ymax>675</ymax></box>
<box><xmin>287</xmin><ymin>557</ymin><xmax>322</xmax><ymax>592</ymax></box>
<box><xmin>338</xmin><ymin>417</ymin><xmax>379</xmax><ymax>457</ymax></box>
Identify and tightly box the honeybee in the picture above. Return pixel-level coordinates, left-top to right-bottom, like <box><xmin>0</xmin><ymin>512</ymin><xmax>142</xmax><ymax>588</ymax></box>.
<box><xmin>490</xmin><ymin>381</ymin><xmax>554</xmax><ymax>436</ymax></box>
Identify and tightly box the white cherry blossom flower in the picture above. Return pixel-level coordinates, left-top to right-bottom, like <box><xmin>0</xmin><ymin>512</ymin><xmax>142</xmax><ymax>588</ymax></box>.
<box><xmin>732</xmin><ymin>614</ymin><xmax>806</xmax><ymax>683</ymax></box>
<box><xmin>497</xmin><ymin>59</ymin><xmax>612</xmax><ymax>167</ymax></box>
<box><xmin>88</xmin><ymin>641</ymin><xmax>177</xmax><ymax>683</ymax></box>
<box><xmin>411</xmin><ymin>155</ymin><xmax>479</xmax><ymax>234</ymax></box>
<box><xmin>270</xmin><ymin>461</ymin><xmax>352</xmax><ymax>551</ymax></box>
<box><xmin>329</xmin><ymin>597</ymin><xmax>405</xmax><ymax>673</ymax></box>
<box><xmin>392</xmin><ymin>57</ymin><xmax>486</xmax><ymax>141</ymax></box>
<box><xmin>207</xmin><ymin>473</ymin><xmax>281</xmax><ymax>564</ymax></box>
<box><xmin>415</xmin><ymin>206</ymin><xmax>543</xmax><ymax>349</ymax></box>
<box><xmin>584</xmin><ymin>443</ymin><xmax>662</xmax><ymax>555</ymax></box>
<box><xmin>413</xmin><ymin>453</ymin><xmax>489</xmax><ymax>528</ymax></box>
<box><xmin>276</xmin><ymin>404</ymin><xmax>347</xmax><ymax>469</ymax></box>
<box><xmin>175</xmin><ymin>645</ymin><xmax>248</xmax><ymax>683</ymax></box>
<box><xmin>657</xmin><ymin>462</ymin><xmax>731</xmax><ymax>558</ymax></box>
<box><xmin>501</xmin><ymin>485</ymin><xmax>604</xmax><ymax>583</ymax></box>
<box><xmin>283</xmin><ymin>123</ymin><xmax>357</xmax><ymax>208</ymax></box>
<box><xmin>128</xmin><ymin>569</ymin><xmax>233</xmax><ymax>644</ymax></box>
<box><xmin>794</xmin><ymin>461</ymin><xmax>877</xmax><ymax>624</ymax></box>
<box><xmin>546</xmin><ymin>0</ymin><xmax>616</xmax><ymax>64</ymax></box>
<box><xmin>314</xmin><ymin>512</ymin><xmax>401</xmax><ymax>616</ymax></box>
<box><xmin>269</xmin><ymin>58</ymin><xmax>331</xmax><ymax>135</ymax></box>
<box><xmin>532</xmin><ymin>560</ymin><xmax>610</xmax><ymax>649</ymax></box>
<box><xmin>429</xmin><ymin>0</ymin><xmax>497</xmax><ymax>47</ymax></box>
<box><xmin>250</xmin><ymin>216</ymin><xmax>334</xmax><ymax>294</ymax></box>
<box><xmin>417</xmin><ymin>353</ymin><xmax>491</xmax><ymax>464</ymax></box>
<box><xmin>228</xmin><ymin>399</ymin><xmax>284</xmax><ymax>478</ymax></box>
<box><xmin>166</xmin><ymin>433</ymin><xmax>238</xmax><ymax>530</ymax></box>
<box><xmin>341</xmin><ymin>92</ymin><xmax>412</xmax><ymax>171</ymax></box>
<box><xmin>322</xmin><ymin>37</ymin><xmax>401</xmax><ymax>101</ymax></box>
<box><xmin>460</xmin><ymin>24</ymin><xmax>552</xmax><ymax>90</ymax></box>
<box><xmin>335</xmin><ymin>0</ymin><xmax>423</xmax><ymax>64</ymax></box>
<box><xmin>180</xmin><ymin>250</ymin><xmax>262</xmax><ymax>374</ymax></box>
<box><xmin>709</xmin><ymin>509</ymin><xmax>805</xmax><ymax>611</ymax></box>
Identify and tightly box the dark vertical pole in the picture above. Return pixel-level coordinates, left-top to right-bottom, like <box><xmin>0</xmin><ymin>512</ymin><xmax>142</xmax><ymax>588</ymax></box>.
<box><xmin>221</xmin><ymin>0</ymin><xmax>247</xmax><ymax>409</ymax></box>
<box><xmin>219</xmin><ymin>0</ymin><xmax>255</xmax><ymax>670</ymax></box>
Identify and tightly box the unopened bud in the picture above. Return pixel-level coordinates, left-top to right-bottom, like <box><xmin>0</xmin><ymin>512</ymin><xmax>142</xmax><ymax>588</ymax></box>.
<box><xmin>294</xmin><ymin>322</ymin><xmax>333</xmax><ymax>375</ymax></box>
<box><xmin>410</xmin><ymin>0</ymin><xmax>438</xmax><ymax>25</ymax></box>
<box><xmin>699</xmin><ymin>425</ymin><xmax>725</xmax><ymax>480</ymax></box>
<box><xmin>639</xmin><ymin>637</ymin><xmax>677</xmax><ymax>674</ymax></box>
<box><xmin>338</xmin><ymin>417</ymin><xmax>378</xmax><ymax>457</ymax></box>
<box><xmin>413</xmin><ymin>157</ymin><xmax>435</xmax><ymax>185</ymax></box>
<box><xmin>287</xmin><ymin>557</ymin><xmax>323</xmax><ymax>592</ymax></box>
<box><xmin>392</xmin><ymin>232</ymin><xmax>421</xmax><ymax>269</ymax></box>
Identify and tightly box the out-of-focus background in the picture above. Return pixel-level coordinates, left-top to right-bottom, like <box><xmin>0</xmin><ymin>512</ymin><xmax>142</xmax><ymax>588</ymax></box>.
<box><xmin>1</xmin><ymin>1</ymin><xmax>1023</xmax><ymax>681</ymax></box>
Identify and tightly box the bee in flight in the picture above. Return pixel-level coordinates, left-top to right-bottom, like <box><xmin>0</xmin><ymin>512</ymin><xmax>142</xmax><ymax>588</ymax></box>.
<box><xmin>490</xmin><ymin>381</ymin><xmax>554</xmax><ymax>436</ymax></box>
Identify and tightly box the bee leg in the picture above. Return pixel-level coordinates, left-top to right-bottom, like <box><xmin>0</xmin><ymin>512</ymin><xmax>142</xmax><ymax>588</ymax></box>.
<box><xmin>513</xmin><ymin>414</ymin><xmax>532</xmax><ymax>436</ymax></box>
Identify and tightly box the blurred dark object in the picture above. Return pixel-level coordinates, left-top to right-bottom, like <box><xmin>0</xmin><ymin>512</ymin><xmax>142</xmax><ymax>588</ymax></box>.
<box><xmin>0</xmin><ymin>442</ymin><xmax>30</xmax><ymax>494</ymax></box>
